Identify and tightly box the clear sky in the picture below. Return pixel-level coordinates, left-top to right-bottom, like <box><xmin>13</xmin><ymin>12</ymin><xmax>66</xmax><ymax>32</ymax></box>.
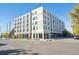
<box><xmin>0</xmin><ymin>3</ymin><xmax>77</xmax><ymax>32</ymax></box>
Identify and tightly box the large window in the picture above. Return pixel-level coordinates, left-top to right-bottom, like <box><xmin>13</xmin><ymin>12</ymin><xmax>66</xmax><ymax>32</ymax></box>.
<box><xmin>39</xmin><ymin>34</ymin><xmax>42</xmax><ymax>38</ymax></box>
<box><xmin>33</xmin><ymin>34</ymin><xmax>35</xmax><ymax>38</ymax></box>
<box><xmin>36</xmin><ymin>34</ymin><xmax>38</xmax><ymax>38</ymax></box>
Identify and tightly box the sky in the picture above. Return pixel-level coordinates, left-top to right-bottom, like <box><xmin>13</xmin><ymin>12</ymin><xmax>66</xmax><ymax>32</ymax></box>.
<box><xmin>0</xmin><ymin>3</ymin><xmax>77</xmax><ymax>32</ymax></box>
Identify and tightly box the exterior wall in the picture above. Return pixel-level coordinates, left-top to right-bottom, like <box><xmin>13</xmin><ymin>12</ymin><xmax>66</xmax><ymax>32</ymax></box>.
<box><xmin>14</xmin><ymin>6</ymin><xmax>65</xmax><ymax>39</ymax></box>
<box><xmin>14</xmin><ymin>13</ymin><xmax>31</xmax><ymax>39</ymax></box>
<box><xmin>31</xmin><ymin>7</ymin><xmax>44</xmax><ymax>39</ymax></box>
<box><xmin>43</xmin><ymin>9</ymin><xmax>65</xmax><ymax>39</ymax></box>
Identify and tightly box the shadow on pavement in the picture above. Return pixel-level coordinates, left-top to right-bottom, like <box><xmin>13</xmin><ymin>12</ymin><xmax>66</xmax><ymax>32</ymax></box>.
<box><xmin>0</xmin><ymin>43</ymin><xmax>7</xmax><ymax>46</ymax></box>
<box><xmin>0</xmin><ymin>49</ymin><xmax>39</xmax><ymax>55</ymax></box>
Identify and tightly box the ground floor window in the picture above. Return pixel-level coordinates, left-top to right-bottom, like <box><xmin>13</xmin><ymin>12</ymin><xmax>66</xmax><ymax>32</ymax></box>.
<box><xmin>33</xmin><ymin>34</ymin><xmax>35</xmax><ymax>38</ymax></box>
<box><xmin>36</xmin><ymin>34</ymin><xmax>38</xmax><ymax>38</ymax></box>
<box><xmin>39</xmin><ymin>33</ymin><xmax>42</xmax><ymax>38</ymax></box>
<box><xmin>27</xmin><ymin>34</ymin><xmax>29</xmax><ymax>38</ymax></box>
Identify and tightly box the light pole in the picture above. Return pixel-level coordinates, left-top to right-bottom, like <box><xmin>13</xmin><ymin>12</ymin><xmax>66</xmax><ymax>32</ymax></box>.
<box><xmin>8</xmin><ymin>21</ymin><xmax>11</xmax><ymax>39</ymax></box>
<box><xmin>6</xmin><ymin>24</ymin><xmax>8</xmax><ymax>32</ymax></box>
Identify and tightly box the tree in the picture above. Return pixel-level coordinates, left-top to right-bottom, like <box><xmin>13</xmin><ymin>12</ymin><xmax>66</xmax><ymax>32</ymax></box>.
<box><xmin>69</xmin><ymin>4</ymin><xmax>79</xmax><ymax>39</ymax></box>
<box><xmin>18</xmin><ymin>32</ymin><xmax>24</xmax><ymax>39</ymax></box>
<box><xmin>11</xmin><ymin>35</ymin><xmax>16</xmax><ymax>39</ymax></box>
<box><xmin>63</xmin><ymin>29</ymin><xmax>71</xmax><ymax>37</ymax></box>
<box><xmin>3</xmin><ymin>32</ymin><xmax>9</xmax><ymax>38</ymax></box>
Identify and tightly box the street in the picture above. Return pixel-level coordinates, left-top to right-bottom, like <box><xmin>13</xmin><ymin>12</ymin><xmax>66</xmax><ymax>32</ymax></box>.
<box><xmin>0</xmin><ymin>39</ymin><xmax>79</xmax><ymax>55</ymax></box>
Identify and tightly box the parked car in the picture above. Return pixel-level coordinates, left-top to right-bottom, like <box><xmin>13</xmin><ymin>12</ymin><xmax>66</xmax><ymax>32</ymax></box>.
<box><xmin>74</xmin><ymin>35</ymin><xmax>79</xmax><ymax>39</ymax></box>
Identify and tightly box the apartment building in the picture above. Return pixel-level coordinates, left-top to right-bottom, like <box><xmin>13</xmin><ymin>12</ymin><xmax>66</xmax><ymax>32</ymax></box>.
<box><xmin>14</xmin><ymin>6</ymin><xmax>65</xmax><ymax>39</ymax></box>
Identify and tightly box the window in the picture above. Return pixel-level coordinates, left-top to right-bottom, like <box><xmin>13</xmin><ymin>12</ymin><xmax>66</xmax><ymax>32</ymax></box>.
<box><xmin>55</xmin><ymin>17</ymin><xmax>57</xmax><ymax>20</ymax></box>
<box><xmin>43</xmin><ymin>10</ymin><xmax>46</xmax><ymax>14</ymax></box>
<box><xmin>52</xmin><ymin>16</ymin><xmax>54</xmax><ymax>19</ymax></box>
<box><xmin>15</xmin><ymin>20</ymin><xmax>16</xmax><ymax>22</ymax></box>
<box><xmin>48</xmin><ymin>17</ymin><xmax>49</xmax><ymax>20</ymax></box>
<box><xmin>50</xmin><ymin>14</ymin><xmax>52</xmax><ymax>18</ymax></box>
<box><xmin>15</xmin><ymin>30</ymin><xmax>16</xmax><ymax>32</ymax></box>
<box><xmin>35</xmin><ymin>11</ymin><xmax>37</xmax><ymax>15</ymax></box>
<box><xmin>53</xmin><ymin>20</ymin><xmax>54</xmax><ymax>23</ymax></box>
<box><xmin>33</xmin><ymin>17</ymin><xmax>35</xmax><ymax>20</ymax></box>
<box><xmin>44</xmin><ymin>20</ymin><xmax>46</xmax><ymax>24</ymax></box>
<box><xmin>27</xmin><ymin>29</ymin><xmax>29</xmax><ymax>32</ymax></box>
<box><xmin>17</xmin><ymin>26</ymin><xmax>19</xmax><ymax>28</ymax></box>
<box><xmin>32</xmin><ymin>22</ymin><xmax>34</xmax><ymax>25</ymax></box>
<box><xmin>20</xmin><ymin>26</ymin><xmax>21</xmax><ymax>28</ymax></box>
<box><xmin>36</xmin><ymin>16</ymin><xmax>38</xmax><ymax>19</ymax></box>
<box><xmin>23</xmin><ymin>16</ymin><xmax>25</xmax><ymax>20</ymax></box>
<box><xmin>15</xmin><ymin>23</ymin><xmax>16</xmax><ymax>25</ymax></box>
<box><xmin>45</xmin><ymin>16</ymin><xmax>46</xmax><ymax>19</ymax></box>
<box><xmin>23</xmin><ymin>21</ymin><xmax>25</xmax><ymax>24</ymax></box>
<box><xmin>39</xmin><ymin>34</ymin><xmax>42</xmax><ymax>38</ymax></box>
<box><xmin>36</xmin><ymin>34</ymin><xmax>38</xmax><ymax>38</ymax></box>
<box><xmin>36</xmin><ymin>27</ymin><xmax>38</xmax><ymax>30</ymax></box>
<box><xmin>20</xmin><ymin>30</ymin><xmax>21</xmax><ymax>32</ymax></box>
<box><xmin>33</xmin><ymin>26</ymin><xmax>35</xmax><ymax>30</ymax></box>
<box><xmin>18</xmin><ymin>19</ymin><xmax>19</xmax><ymax>21</ymax></box>
<box><xmin>20</xmin><ymin>22</ymin><xmax>21</xmax><ymax>24</ymax></box>
<box><xmin>35</xmin><ymin>21</ymin><xmax>37</xmax><ymax>25</ymax></box>
<box><xmin>47</xmin><ymin>13</ymin><xmax>49</xmax><ymax>16</ymax></box>
<box><xmin>43</xmin><ymin>15</ymin><xmax>46</xmax><ymax>19</ymax></box>
<box><xmin>23</xmin><ymin>25</ymin><xmax>25</xmax><ymax>28</ymax></box>
<box><xmin>20</xmin><ymin>18</ymin><xmax>21</xmax><ymax>21</ymax></box>
<box><xmin>48</xmin><ymin>27</ymin><xmax>50</xmax><ymax>30</ymax></box>
<box><xmin>15</xmin><ymin>27</ymin><xmax>16</xmax><ymax>29</ymax></box>
<box><xmin>27</xmin><ymin>24</ymin><xmax>28</xmax><ymax>27</ymax></box>
<box><xmin>51</xmin><ymin>28</ymin><xmax>53</xmax><ymax>31</ymax></box>
<box><xmin>17</xmin><ymin>30</ymin><xmax>19</xmax><ymax>32</ymax></box>
<box><xmin>48</xmin><ymin>22</ymin><xmax>50</xmax><ymax>25</ymax></box>
<box><xmin>23</xmin><ymin>29</ymin><xmax>25</xmax><ymax>32</ymax></box>
<box><xmin>27</xmin><ymin>19</ymin><xmax>29</xmax><ymax>22</ymax></box>
<box><xmin>33</xmin><ymin>34</ymin><xmax>35</xmax><ymax>38</ymax></box>
<box><xmin>27</xmin><ymin>15</ymin><xmax>29</xmax><ymax>18</ymax></box>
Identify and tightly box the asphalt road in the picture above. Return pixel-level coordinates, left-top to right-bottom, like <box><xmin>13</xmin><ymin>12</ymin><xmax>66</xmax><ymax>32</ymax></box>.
<box><xmin>0</xmin><ymin>39</ymin><xmax>79</xmax><ymax>55</ymax></box>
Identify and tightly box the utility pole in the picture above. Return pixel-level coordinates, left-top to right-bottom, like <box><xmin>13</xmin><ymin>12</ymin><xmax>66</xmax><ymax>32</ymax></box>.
<box><xmin>6</xmin><ymin>24</ymin><xmax>8</xmax><ymax>32</ymax></box>
<box><xmin>9</xmin><ymin>21</ymin><xmax>11</xmax><ymax>39</ymax></box>
<box><xmin>9</xmin><ymin>21</ymin><xmax>11</xmax><ymax>33</ymax></box>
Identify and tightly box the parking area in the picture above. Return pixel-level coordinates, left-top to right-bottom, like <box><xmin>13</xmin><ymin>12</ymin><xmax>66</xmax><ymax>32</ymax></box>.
<box><xmin>0</xmin><ymin>39</ymin><xmax>79</xmax><ymax>55</ymax></box>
